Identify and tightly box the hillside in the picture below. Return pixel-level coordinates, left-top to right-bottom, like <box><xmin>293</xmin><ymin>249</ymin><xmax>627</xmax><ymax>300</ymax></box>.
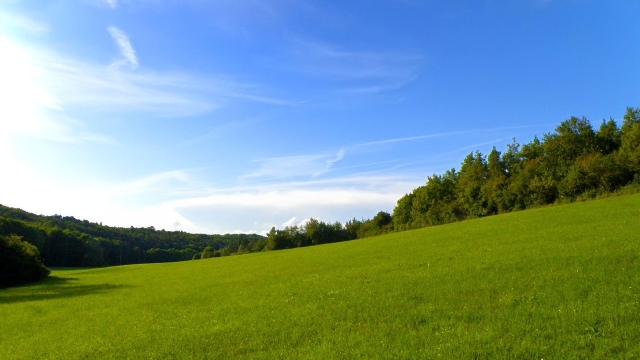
<box><xmin>0</xmin><ymin>204</ymin><xmax>264</xmax><ymax>266</ymax></box>
<box><xmin>1</xmin><ymin>194</ymin><xmax>639</xmax><ymax>358</ymax></box>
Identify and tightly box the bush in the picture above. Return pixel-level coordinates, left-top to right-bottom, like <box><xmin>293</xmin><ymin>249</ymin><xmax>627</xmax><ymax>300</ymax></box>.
<box><xmin>0</xmin><ymin>235</ymin><xmax>50</xmax><ymax>288</ymax></box>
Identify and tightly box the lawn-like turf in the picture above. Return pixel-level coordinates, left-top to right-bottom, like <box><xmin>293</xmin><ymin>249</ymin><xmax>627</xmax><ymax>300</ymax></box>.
<box><xmin>1</xmin><ymin>195</ymin><xmax>639</xmax><ymax>359</ymax></box>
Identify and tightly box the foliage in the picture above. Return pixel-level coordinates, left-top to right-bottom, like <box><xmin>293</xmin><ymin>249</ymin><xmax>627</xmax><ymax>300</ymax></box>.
<box><xmin>197</xmin><ymin>246</ymin><xmax>211</xmax><ymax>259</ymax></box>
<box><xmin>263</xmin><ymin>219</ymin><xmax>354</xmax><ymax>251</ymax></box>
<box><xmin>0</xmin><ymin>208</ymin><xmax>263</xmax><ymax>268</ymax></box>
<box><xmin>390</xmin><ymin>107</ymin><xmax>640</xmax><ymax>231</ymax></box>
<box><xmin>0</xmin><ymin>235</ymin><xmax>50</xmax><ymax>288</ymax></box>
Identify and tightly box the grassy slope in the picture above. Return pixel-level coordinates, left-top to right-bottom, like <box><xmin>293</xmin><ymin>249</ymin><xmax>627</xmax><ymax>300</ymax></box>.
<box><xmin>1</xmin><ymin>195</ymin><xmax>639</xmax><ymax>359</ymax></box>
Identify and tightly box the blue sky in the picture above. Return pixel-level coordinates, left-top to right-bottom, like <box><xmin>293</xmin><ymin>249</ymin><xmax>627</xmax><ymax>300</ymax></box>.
<box><xmin>1</xmin><ymin>0</ymin><xmax>638</xmax><ymax>235</ymax></box>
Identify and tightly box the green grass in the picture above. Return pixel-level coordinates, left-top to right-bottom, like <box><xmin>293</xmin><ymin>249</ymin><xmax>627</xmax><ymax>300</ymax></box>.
<box><xmin>2</xmin><ymin>195</ymin><xmax>640</xmax><ymax>359</ymax></box>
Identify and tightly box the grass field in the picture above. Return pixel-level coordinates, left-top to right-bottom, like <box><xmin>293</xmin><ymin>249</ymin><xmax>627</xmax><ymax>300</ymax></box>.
<box><xmin>1</xmin><ymin>195</ymin><xmax>639</xmax><ymax>359</ymax></box>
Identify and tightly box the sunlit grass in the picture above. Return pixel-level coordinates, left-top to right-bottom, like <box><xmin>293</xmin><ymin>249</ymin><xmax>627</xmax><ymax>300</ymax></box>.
<box><xmin>1</xmin><ymin>194</ymin><xmax>639</xmax><ymax>358</ymax></box>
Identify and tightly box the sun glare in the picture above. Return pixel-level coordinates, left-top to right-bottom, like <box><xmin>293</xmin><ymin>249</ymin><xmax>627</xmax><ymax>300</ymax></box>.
<box><xmin>0</xmin><ymin>35</ymin><xmax>58</xmax><ymax>137</ymax></box>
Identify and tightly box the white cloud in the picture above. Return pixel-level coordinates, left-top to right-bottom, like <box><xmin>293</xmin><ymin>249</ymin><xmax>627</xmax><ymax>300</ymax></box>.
<box><xmin>0</xmin><ymin>5</ymin><xmax>294</xmax><ymax>145</ymax></box>
<box><xmin>331</xmin><ymin>149</ymin><xmax>345</xmax><ymax>162</ymax></box>
<box><xmin>0</xmin><ymin>154</ymin><xmax>419</xmax><ymax>235</ymax></box>
<box><xmin>289</xmin><ymin>38</ymin><xmax>422</xmax><ymax>94</ymax></box>
<box><xmin>351</xmin><ymin>125</ymin><xmax>545</xmax><ymax>149</ymax></box>
<box><xmin>107</xmin><ymin>26</ymin><xmax>138</xmax><ymax>69</ymax></box>
<box><xmin>107</xmin><ymin>0</ymin><xmax>118</xmax><ymax>9</ymax></box>
<box><xmin>444</xmin><ymin>139</ymin><xmax>505</xmax><ymax>155</ymax></box>
<box><xmin>105</xmin><ymin>169</ymin><xmax>196</xmax><ymax>197</ymax></box>
<box><xmin>341</xmin><ymin>75</ymin><xmax>418</xmax><ymax>94</ymax></box>
<box><xmin>0</xmin><ymin>30</ymin><xmax>293</xmax><ymax>144</ymax></box>
<box><xmin>282</xmin><ymin>217</ymin><xmax>310</xmax><ymax>228</ymax></box>
<box><xmin>0</xmin><ymin>12</ymin><xmax>48</xmax><ymax>35</ymax></box>
<box><xmin>282</xmin><ymin>217</ymin><xmax>299</xmax><ymax>227</ymax></box>
<box><xmin>50</xmin><ymin>62</ymin><xmax>220</xmax><ymax>117</ymax></box>
<box><xmin>169</xmin><ymin>188</ymin><xmax>401</xmax><ymax>209</ymax></box>
<box><xmin>150</xmin><ymin>173</ymin><xmax>416</xmax><ymax>234</ymax></box>
<box><xmin>242</xmin><ymin>149</ymin><xmax>346</xmax><ymax>180</ymax></box>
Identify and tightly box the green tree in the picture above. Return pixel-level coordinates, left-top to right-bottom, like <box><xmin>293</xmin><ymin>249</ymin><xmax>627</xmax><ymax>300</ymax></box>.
<box><xmin>372</xmin><ymin>211</ymin><xmax>392</xmax><ymax>229</ymax></box>
<box><xmin>344</xmin><ymin>218</ymin><xmax>363</xmax><ymax>239</ymax></box>
<box><xmin>482</xmin><ymin>147</ymin><xmax>509</xmax><ymax>214</ymax></box>
<box><xmin>543</xmin><ymin>116</ymin><xmax>596</xmax><ymax>181</ymax></box>
<box><xmin>596</xmin><ymin>118</ymin><xmax>621</xmax><ymax>155</ymax></box>
<box><xmin>410</xmin><ymin>170</ymin><xmax>460</xmax><ymax>227</ymax></box>
<box><xmin>392</xmin><ymin>193</ymin><xmax>414</xmax><ymax>231</ymax></box>
<box><xmin>304</xmin><ymin>218</ymin><xmax>320</xmax><ymax>244</ymax></box>
<box><xmin>560</xmin><ymin>153</ymin><xmax>624</xmax><ymax>197</ymax></box>
<box><xmin>619</xmin><ymin>107</ymin><xmax>640</xmax><ymax>180</ymax></box>
<box><xmin>265</xmin><ymin>227</ymin><xmax>293</xmax><ymax>250</ymax></box>
<box><xmin>201</xmin><ymin>246</ymin><xmax>214</xmax><ymax>259</ymax></box>
<box><xmin>0</xmin><ymin>235</ymin><xmax>50</xmax><ymax>288</ymax></box>
<box><xmin>457</xmin><ymin>151</ymin><xmax>489</xmax><ymax>218</ymax></box>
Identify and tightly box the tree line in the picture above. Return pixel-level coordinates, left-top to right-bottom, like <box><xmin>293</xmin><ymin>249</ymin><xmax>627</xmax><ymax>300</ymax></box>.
<box><xmin>389</xmin><ymin>107</ymin><xmax>640</xmax><ymax>231</ymax></box>
<box><xmin>253</xmin><ymin>107</ymin><xmax>640</xmax><ymax>249</ymax></box>
<box><xmin>0</xmin><ymin>209</ymin><xmax>264</xmax><ymax>268</ymax></box>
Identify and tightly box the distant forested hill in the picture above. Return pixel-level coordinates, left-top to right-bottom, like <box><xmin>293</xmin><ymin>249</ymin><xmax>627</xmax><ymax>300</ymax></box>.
<box><xmin>0</xmin><ymin>206</ymin><xmax>264</xmax><ymax>267</ymax></box>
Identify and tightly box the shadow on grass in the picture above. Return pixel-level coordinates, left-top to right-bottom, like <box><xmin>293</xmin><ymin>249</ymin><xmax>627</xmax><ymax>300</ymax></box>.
<box><xmin>0</xmin><ymin>276</ymin><xmax>133</xmax><ymax>304</ymax></box>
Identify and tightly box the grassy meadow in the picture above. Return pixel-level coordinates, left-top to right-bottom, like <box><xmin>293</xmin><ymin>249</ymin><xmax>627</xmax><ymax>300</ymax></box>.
<box><xmin>1</xmin><ymin>194</ymin><xmax>640</xmax><ymax>359</ymax></box>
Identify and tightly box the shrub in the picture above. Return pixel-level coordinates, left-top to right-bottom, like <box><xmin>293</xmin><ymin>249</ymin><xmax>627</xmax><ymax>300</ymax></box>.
<box><xmin>0</xmin><ymin>235</ymin><xmax>50</xmax><ymax>288</ymax></box>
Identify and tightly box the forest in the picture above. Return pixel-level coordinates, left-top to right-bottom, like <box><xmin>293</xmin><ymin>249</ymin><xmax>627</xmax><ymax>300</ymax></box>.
<box><xmin>0</xmin><ymin>208</ymin><xmax>263</xmax><ymax>268</ymax></box>
<box><xmin>390</xmin><ymin>106</ymin><xmax>640</xmax><ymax>231</ymax></box>
<box><xmin>1</xmin><ymin>107</ymin><xmax>638</xmax><ymax>272</ymax></box>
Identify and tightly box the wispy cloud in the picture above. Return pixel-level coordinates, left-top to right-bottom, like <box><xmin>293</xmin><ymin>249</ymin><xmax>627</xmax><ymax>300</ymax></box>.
<box><xmin>241</xmin><ymin>149</ymin><xmax>346</xmax><ymax>180</ymax></box>
<box><xmin>195</xmin><ymin>0</ymin><xmax>309</xmax><ymax>37</ymax></box>
<box><xmin>0</xmin><ymin>23</ymin><xmax>293</xmax><ymax>143</ymax></box>
<box><xmin>47</xmin><ymin>64</ymin><xmax>219</xmax><ymax>117</ymax></box>
<box><xmin>41</xmin><ymin>35</ymin><xmax>290</xmax><ymax>115</ymax></box>
<box><xmin>351</xmin><ymin>125</ymin><xmax>547</xmax><ymax>148</ymax></box>
<box><xmin>106</xmin><ymin>0</ymin><xmax>118</xmax><ymax>9</ymax></box>
<box><xmin>236</xmin><ymin>125</ymin><xmax>534</xmax><ymax>184</ymax></box>
<box><xmin>226</xmin><ymin>93</ymin><xmax>295</xmax><ymax>106</ymax></box>
<box><xmin>159</xmin><ymin>172</ymin><xmax>418</xmax><ymax>233</ymax></box>
<box><xmin>342</xmin><ymin>76</ymin><xmax>418</xmax><ymax>94</ymax></box>
<box><xmin>443</xmin><ymin>139</ymin><xmax>505</xmax><ymax>155</ymax></box>
<box><xmin>107</xmin><ymin>26</ymin><xmax>138</xmax><ymax>69</ymax></box>
<box><xmin>169</xmin><ymin>187</ymin><xmax>402</xmax><ymax>209</ymax></box>
<box><xmin>0</xmin><ymin>12</ymin><xmax>48</xmax><ymax>35</ymax></box>
<box><xmin>289</xmin><ymin>38</ymin><xmax>422</xmax><ymax>94</ymax></box>
<box><xmin>107</xmin><ymin>169</ymin><xmax>198</xmax><ymax>197</ymax></box>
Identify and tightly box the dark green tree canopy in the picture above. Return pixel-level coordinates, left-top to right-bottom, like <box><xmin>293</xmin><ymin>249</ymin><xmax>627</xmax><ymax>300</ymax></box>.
<box><xmin>390</xmin><ymin>107</ymin><xmax>640</xmax><ymax>232</ymax></box>
<box><xmin>0</xmin><ymin>235</ymin><xmax>50</xmax><ymax>288</ymax></box>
